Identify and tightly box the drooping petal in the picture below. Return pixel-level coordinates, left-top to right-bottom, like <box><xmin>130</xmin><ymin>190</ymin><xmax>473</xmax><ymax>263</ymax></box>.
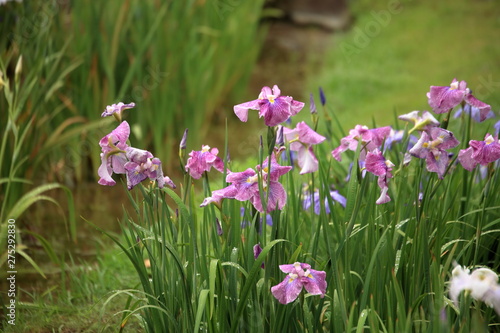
<box><xmin>296</xmin><ymin>121</ymin><xmax>325</xmax><ymax>145</ymax></box>
<box><xmin>428</xmin><ymin>79</ymin><xmax>467</xmax><ymax>114</ymax></box>
<box><xmin>233</xmin><ymin>99</ymin><xmax>261</xmax><ymax>123</ymax></box>
<box><xmin>97</xmin><ymin>153</ymin><xmax>117</xmax><ymax>186</ymax></box>
<box><xmin>124</xmin><ymin>162</ymin><xmax>148</xmax><ymax>190</ymax></box>
<box><xmin>464</xmin><ymin>94</ymin><xmax>492</xmax><ymax>122</ymax></box>
<box><xmin>271</xmin><ymin>275</ymin><xmax>304</xmax><ymax>304</ymax></box>
<box><xmin>365</xmin><ymin>149</ymin><xmax>389</xmax><ymax>177</ymax></box>
<box><xmin>375</xmin><ymin>186</ymin><xmax>391</xmax><ymax>205</ymax></box>
<box><xmin>264</xmin><ymin>181</ymin><xmax>288</xmax><ymax>212</ymax></box>
<box><xmin>449</xmin><ymin>265</ymin><xmax>473</xmax><ymax>307</ymax></box>
<box><xmin>297</xmin><ymin>146</ymin><xmax>319</xmax><ymax>174</ymax></box>
<box><xmin>458</xmin><ymin>147</ymin><xmax>477</xmax><ymax>171</ymax></box>
<box><xmin>302</xmin><ymin>269</ymin><xmax>327</xmax><ymax>297</ymax></box>
<box><xmin>425</xmin><ymin>150</ymin><xmax>449</xmax><ymax>179</ymax></box>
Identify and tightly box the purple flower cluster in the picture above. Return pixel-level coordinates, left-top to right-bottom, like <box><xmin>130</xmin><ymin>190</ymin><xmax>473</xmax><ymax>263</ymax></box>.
<box><xmin>331</xmin><ymin>125</ymin><xmax>394</xmax><ymax>204</ymax></box>
<box><xmin>98</xmin><ymin>103</ymin><xmax>175</xmax><ymax>190</ymax></box>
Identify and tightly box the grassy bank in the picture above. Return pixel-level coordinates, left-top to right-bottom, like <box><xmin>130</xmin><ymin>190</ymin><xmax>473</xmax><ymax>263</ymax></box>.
<box><xmin>312</xmin><ymin>0</ymin><xmax>500</xmax><ymax>130</ymax></box>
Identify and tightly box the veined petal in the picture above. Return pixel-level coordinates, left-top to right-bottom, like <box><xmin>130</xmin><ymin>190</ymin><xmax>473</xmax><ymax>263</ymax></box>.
<box><xmin>97</xmin><ymin>154</ymin><xmax>116</xmax><ymax>186</ymax></box>
<box><xmin>271</xmin><ymin>275</ymin><xmax>303</xmax><ymax>304</ymax></box>
<box><xmin>375</xmin><ymin>186</ymin><xmax>391</xmax><ymax>204</ymax></box>
<box><xmin>262</xmin><ymin>97</ymin><xmax>292</xmax><ymax>127</ymax></box>
<box><xmin>296</xmin><ymin>121</ymin><xmax>325</xmax><ymax>145</ymax></box>
<box><xmin>265</xmin><ymin>181</ymin><xmax>287</xmax><ymax>212</ymax></box>
<box><xmin>297</xmin><ymin>146</ymin><xmax>319</xmax><ymax>174</ymax></box>
<box><xmin>465</xmin><ymin>94</ymin><xmax>491</xmax><ymax>122</ymax></box>
<box><xmin>458</xmin><ymin>147</ymin><xmax>478</xmax><ymax>171</ymax></box>
<box><xmin>234</xmin><ymin>99</ymin><xmax>261</xmax><ymax>122</ymax></box>
<box><xmin>302</xmin><ymin>269</ymin><xmax>327</xmax><ymax>297</ymax></box>
<box><xmin>290</xmin><ymin>99</ymin><xmax>305</xmax><ymax>116</ymax></box>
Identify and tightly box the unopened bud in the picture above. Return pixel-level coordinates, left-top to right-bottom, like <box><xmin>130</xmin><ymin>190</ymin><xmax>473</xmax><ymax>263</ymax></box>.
<box><xmin>15</xmin><ymin>56</ymin><xmax>22</xmax><ymax>81</ymax></box>
<box><xmin>215</xmin><ymin>218</ymin><xmax>223</xmax><ymax>236</ymax></box>
<box><xmin>179</xmin><ymin>128</ymin><xmax>188</xmax><ymax>150</ymax></box>
<box><xmin>309</xmin><ymin>93</ymin><xmax>317</xmax><ymax>114</ymax></box>
<box><xmin>276</xmin><ymin>125</ymin><xmax>284</xmax><ymax>147</ymax></box>
<box><xmin>319</xmin><ymin>87</ymin><xmax>326</xmax><ymax>106</ymax></box>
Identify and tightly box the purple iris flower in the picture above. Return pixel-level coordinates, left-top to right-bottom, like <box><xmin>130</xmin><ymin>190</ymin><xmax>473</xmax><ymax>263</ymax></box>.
<box><xmin>365</xmin><ymin>149</ymin><xmax>394</xmax><ymax>204</ymax></box>
<box><xmin>427</xmin><ymin>79</ymin><xmax>491</xmax><ymax>120</ymax></box>
<box><xmin>98</xmin><ymin>121</ymin><xmax>130</xmax><ymax>186</ymax></box>
<box><xmin>302</xmin><ymin>189</ymin><xmax>346</xmax><ymax>214</ymax></box>
<box><xmin>233</xmin><ymin>85</ymin><xmax>305</xmax><ymax>127</ymax></box>
<box><xmin>398</xmin><ymin>110</ymin><xmax>440</xmax><ymax>133</ymax></box>
<box><xmin>458</xmin><ymin>134</ymin><xmax>500</xmax><ymax>171</ymax></box>
<box><xmin>454</xmin><ymin>104</ymin><xmax>495</xmax><ymax>122</ymax></box>
<box><xmin>409</xmin><ymin>127</ymin><xmax>460</xmax><ymax>179</ymax></box>
<box><xmin>332</xmin><ymin>125</ymin><xmax>392</xmax><ymax>162</ymax></box>
<box><xmin>283</xmin><ymin>122</ymin><xmax>326</xmax><ymax>174</ymax></box>
<box><xmin>124</xmin><ymin>147</ymin><xmax>176</xmax><ymax>190</ymax></box>
<box><xmin>271</xmin><ymin>262</ymin><xmax>327</xmax><ymax>304</ymax></box>
<box><xmin>185</xmin><ymin>145</ymin><xmax>225</xmax><ymax>179</ymax></box>
<box><xmin>200</xmin><ymin>155</ymin><xmax>291</xmax><ymax>213</ymax></box>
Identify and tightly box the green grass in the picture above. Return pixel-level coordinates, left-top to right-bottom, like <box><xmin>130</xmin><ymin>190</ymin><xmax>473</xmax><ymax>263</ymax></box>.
<box><xmin>312</xmin><ymin>0</ymin><xmax>500</xmax><ymax>130</ymax></box>
<box><xmin>2</xmin><ymin>243</ymin><xmax>143</xmax><ymax>333</ymax></box>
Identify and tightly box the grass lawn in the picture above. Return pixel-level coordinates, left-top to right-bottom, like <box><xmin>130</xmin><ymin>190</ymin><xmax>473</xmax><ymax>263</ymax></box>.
<box><xmin>311</xmin><ymin>0</ymin><xmax>500</xmax><ymax>130</ymax></box>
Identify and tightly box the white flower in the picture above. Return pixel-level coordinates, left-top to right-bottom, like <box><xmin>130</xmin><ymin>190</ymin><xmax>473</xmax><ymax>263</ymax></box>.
<box><xmin>449</xmin><ymin>264</ymin><xmax>500</xmax><ymax>315</ymax></box>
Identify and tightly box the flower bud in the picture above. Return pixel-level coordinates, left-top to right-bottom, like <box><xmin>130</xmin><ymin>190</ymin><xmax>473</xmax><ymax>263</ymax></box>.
<box><xmin>309</xmin><ymin>93</ymin><xmax>317</xmax><ymax>114</ymax></box>
<box><xmin>319</xmin><ymin>87</ymin><xmax>326</xmax><ymax>106</ymax></box>
<box><xmin>15</xmin><ymin>56</ymin><xmax>22</xmax><ymax>82</ymax></box>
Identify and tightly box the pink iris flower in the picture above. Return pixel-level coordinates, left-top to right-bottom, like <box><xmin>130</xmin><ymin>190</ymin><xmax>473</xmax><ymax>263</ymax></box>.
<box><xmin>271</xmin><ymin>262</ymin><xmax>327</xmax><ymax>304</ymax></box>
<box><xmin>332</xmin><ymin>125</ymin><xmax>392</xmax><ymax>162</ymax></box>
<box><xmin>101</xmin><ymin>102</ymin><xmax>135</xmax><ymax>122</ymax></box>
<box><xmin>185</xmin><ymin>145</ymin><xmax>225</xmax><ymax>179</ymax></box>
<box><xmin>98</xmin><ymin>121</ymin><xmax>130</xmax><ymax>186</ymax></box>
<box><xmin>408</xmin><ymin>127</ymin><xmax>459</xmax><ymax>179</ymax></box>
<box><xmin>427</xmin><ymin>79</ymin><xmax>491</xmax><ymax>120</ymax></box>
<box><xmin>233</xmin><ymin>85</ymin><xmax>305</xmax><ymax>127</ymax></box>
<box><xmin>365</xmin><ymin>149</ymin><xmax>394</xmax><ymax>204</ymax></box>
<box><xmin>200</xmin><ymin>155</ymin><xmax>291</xmax><ymax>213</ymax></box>
<box><xmin>458</xmin><ymin>134</ymin><xmax>500</xmax><ymax>171</ymax></box>
<box><xmin>283</xmin><ymin>122</ymin><xmax>326</xmax><ymax>174</ymax></box>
